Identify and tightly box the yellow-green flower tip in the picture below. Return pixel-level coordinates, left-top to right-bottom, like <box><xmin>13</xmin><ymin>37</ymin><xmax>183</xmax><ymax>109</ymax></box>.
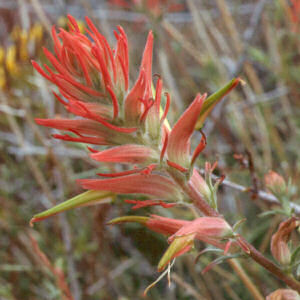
<box><xmin>107</xmin><ymin>216</ymin><xmax>149</xmax><ymax>225</ymax></box>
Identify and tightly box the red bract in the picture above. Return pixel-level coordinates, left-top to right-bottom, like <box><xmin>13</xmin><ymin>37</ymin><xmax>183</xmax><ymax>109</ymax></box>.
<box><xmin>32</xmin><ymin>15</ymin><xmax>153</xmax><ymax>140</ymax></box>
<box><xmin>167</xmin><ymin>94</ymin><xmax>206</xmax><ymax>171</ymax></box>
<box><xmin>90</xmin><ymin>144</ymin><xmax>158</xmax><ymax>164</ymax></box>
<box><xmin>35</xmin><ymin>118</ymin><xmax>136</xmax><ymax>145</ymax></box>
<box><xmin>189</xmin><ymin>169</ymin><xmax>211</xmax><ymax>201</ymax></box>
<box><xmin>124</xmin><ymin>31</ymin><xmax>153</xmax><ymax>124</ymax></box>
<box><xmin>78</xmin><ymin>173</ymin><xmax>183</xmax><ymax>201</ymax></box>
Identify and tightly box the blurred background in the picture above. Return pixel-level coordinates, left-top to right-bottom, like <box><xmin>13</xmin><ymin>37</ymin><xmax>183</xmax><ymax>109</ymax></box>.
<box><xmin>0</xmin><ymin>0</ymin><xmax>299</xmax><ymax>299</ymax></box>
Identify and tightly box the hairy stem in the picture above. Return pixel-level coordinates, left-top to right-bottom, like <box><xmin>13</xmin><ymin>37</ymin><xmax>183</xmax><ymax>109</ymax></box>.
<box><xmin>173</xmin><ymin>170</ymin><xmax>300</xmax><ymax>293</ymax></box>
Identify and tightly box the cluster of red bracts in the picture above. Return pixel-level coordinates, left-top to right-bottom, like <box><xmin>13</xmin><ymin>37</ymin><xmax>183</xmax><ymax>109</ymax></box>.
<box><xmin>31</xmin><ymin>15</ymin><xmax>240</xmax><ymax>273</ymax></box>
<box><xmin>32</xmin><ymin>15</ymin><xmax>210</xmax><ymax>206</ymax></box>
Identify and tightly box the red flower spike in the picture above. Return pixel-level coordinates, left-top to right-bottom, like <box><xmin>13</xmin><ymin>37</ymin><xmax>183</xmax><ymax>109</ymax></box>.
<box><xmin>91</xmin><ymin>144</ymin><xmax>157</xmax><ymax>164</ymax></box>
<box><xmin>78</xmin><ymin>173</ymin><xmax>183</xmax><ymax>200</ymax></box>
<box><xmin>167</xmin><ymin>94</ymin><xmax>206</xmax><ymax>171</ymax></box>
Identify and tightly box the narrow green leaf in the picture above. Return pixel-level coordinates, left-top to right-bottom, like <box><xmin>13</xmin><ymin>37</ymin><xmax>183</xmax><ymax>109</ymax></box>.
<box><xmin>201</xmin><ymin>253</ymin><xmax>245</xmax><ymax>274</ymax></box>
<box><xmin>30</xmin><ymin>190</ymin><xmax>113</xmax><ymax>226</ymax></box>
<box><xmin>196</xmin><ymin>78</ymin><xmax>242</xmax><ymax>129</ymax></box>
<box><xmin>291</xmin><ymin>245</ymin><xmax>300</xmax><ymax>266</ymax></box>
<box><xmin>258</xmin><ymin>209</ymin><xmax>286</xmax><ymax>218</ymax></box>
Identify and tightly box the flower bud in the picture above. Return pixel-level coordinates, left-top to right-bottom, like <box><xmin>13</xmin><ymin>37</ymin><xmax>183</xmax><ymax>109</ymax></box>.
<box><xmin>265</xmin><ymin>171</ymin><xmax>287</xmax><ymax>196</ymax></box>
<box><xmin>189</xmin><ymin>169</ymin><xmax>212</xmax><ymax>203</ymax></box>
<box><xmin>271</xmin><ymin>217</ymin><xmax>299</xmax><ymax>266</ymax></box>
<box><xmin>158</xmin><ymin>233</ymin><xmax>195</xmax><ymax>272</ymax></box>
<box><xmin>266</xmin><ymin>289</ymin><xmax>300</xmax><ymax>300</ymax></box>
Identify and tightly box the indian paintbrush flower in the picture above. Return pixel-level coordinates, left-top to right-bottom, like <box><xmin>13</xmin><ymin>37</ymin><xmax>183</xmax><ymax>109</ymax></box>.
<box><xmin>31</xmin><ymin>15</ymin><xmax>240</xmax><ymax>228</ymax></box>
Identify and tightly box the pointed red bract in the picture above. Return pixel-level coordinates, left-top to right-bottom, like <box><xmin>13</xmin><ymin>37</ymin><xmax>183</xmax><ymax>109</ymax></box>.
<box><xmin>124</xmin><ymin>31</ymin><xmax>153</xmax><ymax>123</ymax></box>
<box><xmin>35</xmin><ymin>118</ymin><xmax>131</xmax><ymax>145</ymax></box>
<box><xmin>146</xmin><ymin>215</ymin><xmax>189</xmax><ymax>236</ymax></box>
<box><xmin>78</xmin><ymin>173</ymin><xmax>182</xmax><ymax>200</ymax></box>
<box><xmin>189</xmin><ymin>169</ymin><xmax>211</xmax><ymax>201</ymax></box>
<box><xmin>167</xmin><ymin>94</ymin><xmax>206</xmax><ymax>170</ymax></box>
<box><xmin>91</xmin><ymin>144</ymin><xmax>157</xmax><ymax>164</ymax></box>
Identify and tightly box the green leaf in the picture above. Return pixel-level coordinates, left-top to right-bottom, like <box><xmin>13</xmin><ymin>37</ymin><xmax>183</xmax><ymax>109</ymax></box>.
<box><xmin>232</xmin><ymin>218</ymin><xmax>246</xmax><ymax>232</ymax></box>
<box><xmin>291</xmin><ymin>245</ymin><xmax>300</xmax><ymax>266</ymax></box>
<box><xmin>258</xmin><ymin>209</ymin><xmax>287</xmax><ymax>218</ymax></box>
<box><xmin>201</xmin><ymin>253</ymin><xmax>245</xmax><ymax>274</ymax></box>
<box><xmin>30</xmin><ymin>190</ymin><xmax>113</xmax><ymax>225</ymax></box>
<box><xmin>195</xmin><ymin>78</ymin><xmax>242</xmax><ymax>129</ymax></box>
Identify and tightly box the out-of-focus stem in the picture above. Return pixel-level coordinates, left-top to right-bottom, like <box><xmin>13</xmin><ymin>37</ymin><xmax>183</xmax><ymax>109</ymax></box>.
<box><xmin>172</xmin><ymin>273</ymin><xmax>205</xmax><ymax>300</ymax></box>
<box><xmin>228</xmin><ymin>259</ymin><xmax>264</xmax><ymax>300</ymax></box>
<box><xmin>162</xmin><ymin>20</ymin><xmax>203</xmax><ymax>66</ymax></box>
